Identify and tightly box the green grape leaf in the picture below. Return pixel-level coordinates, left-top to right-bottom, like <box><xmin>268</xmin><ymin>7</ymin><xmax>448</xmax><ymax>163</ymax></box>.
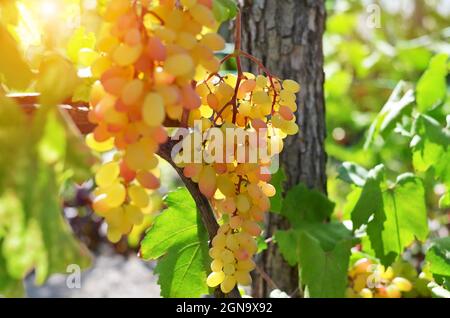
<box><xmin>274</xmin><ymin>230</ymin><xmax>299</xmax><ymax>267</ymax></box>
<box><xmin>0</xmin><ymin>23</ymin><xmax>33</xmax><ymax>90</ymax></box>
<box><xmin>281</xmin><ymin>183</ymin><xmax>335</xmax><ymax>226</ymax></box>
<box><xmin>0</xmin><ymin>244</ymin><xmax>24</xmax><ymax>297</ymax></box>
<box><xmin>439</xmin><ymin>192</ymin><xmax>450</xmax><ymax>209</ymax></box>
<box><xmin>350</xmin><ymin>164</ymin><xmax>384</xmax><ymax>230</ymax></box>
<box><xmin>36</xmin><ymin>54</ymin><xmax>80</xmax><ymax>106</ymax></box>
<box><xmin>276</xmin><ymin>221</ymin><xmax>354</xmax><ymax>298</ymax></box>
<box><xmin>298</xmin><ymin>232</ymin><xmax>353</xmax><ymax>298</ymax></box>
<box><xmin>140</xmin><ymin>188</ymin><xmax>209</xmax><ymax>298</ymax></box>
<box><xmin>416</xmin><ymin>53</ymin><xmax>448</xmax><ymax>112</ymax></box>
<box><xmin>269</xmin><ymin>168</ymin><xmax>285</xmax><ymax>213</ymax></box>
<box><xmin>426</xmin><ymin>237</ymin><xmax>450</xmax><ymax>278</ymax></box>
<box><xmin>66</xmin><ymin>27</ymin><xmax>96</xmax><ymax>64</ymax></box>
<box><xmin>428</xmin><ymin>282</ymin><xmax>450</xmax><ymax>298</ymax></box>
<box><xmin>370</xmin><ymin>174</ymin><xmax>428</xmax><ymax>265</ymax></box>
<box><xmin>337</xmin><ymin>162</ymin><xmax>369</xmax><ymax>187</ymax></box>
<box><xmin>411</xmin><ymin>114</ymin><xmax>450</xmax><ymax>185</ymax></box>
<box><xmin>0</xmin><ymin>96</ymin><xmax>27</xmax><ymax>195</ymax></box>
<box><xmin>0</xmin><ymin>109</ymin><xmax>92</xmax><ymax>293</ymax></box>
<box><xmin>365</xmin><ymin>81</ymin><xmax>415</xmax><ymax>149</ymax></box>
<box><xmin>213</xmin><ymin>0</ymin><xmax>238</xmax><ymax>23</ymax></box>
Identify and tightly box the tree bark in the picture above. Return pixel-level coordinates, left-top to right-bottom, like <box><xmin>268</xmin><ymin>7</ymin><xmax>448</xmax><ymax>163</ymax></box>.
<box><xmin>239</xmin><ymin>0</ymin><xmax>327</xmax><ymax>298</ymax></box>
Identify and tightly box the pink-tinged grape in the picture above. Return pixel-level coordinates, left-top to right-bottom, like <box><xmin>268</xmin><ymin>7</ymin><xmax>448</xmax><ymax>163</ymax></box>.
<box><xmin>143</xmin><ymin>92</ymin><xmax>165</xmax><ymax>127</ymax></box>
<box><xmin>146</xmin><ymin>37</ymin><xmax>167</xmax><ymax>61</ymax></box>
<box><xmin>181</xmin><ymin>84</ymin><xmax>201</xmax><ymax>110</ymax></box>
<box><xmin>229</xmin><ymin>216</ymin><xmax>243</xmax><ymax>230</ymax></box>
<box><xmin>121</xmin><ymin>79</ymin><xmax>143</xmax><ymax>106</ymax></box>
<box><xmin>279</xmin><ymin>105</ymin><xmax>294</xmax><ymax>121</ymax></box>
<box><xmin>197</xmin><ymin>0</ymin><xmax>213</xmax><ymax>9</ymax></box>
<box><xmin>136</xmin><ymin>170</ymin><xmax>160</xmax><ymax>190</ymax></box>
<box><xmin>221</xmin><ymin>198</ymin><xmax>236</xmax><ymax>214</ymax></box>
<box><xmin>124</xmin><ymin>28</ymin><xmax>141</xmax><ymax>46</ymax></box>
<box><xmin>183</xmin><ymin>163</ymin><xmax>203</xmax><ymax>179</ymax></box>
<box><xmin>206</xmin><ymin>271</ymin><xmax>225</xmax><ymax>288</ymax></box>
<box><xmin>234</xmin><ymin>248</ymin><xmax>249</xmax><ymax>261</ymax></box>
<box><xmin>120</xmin><ymin>160</ymin><xmax>136</xmax><ymax>183</ymax></box>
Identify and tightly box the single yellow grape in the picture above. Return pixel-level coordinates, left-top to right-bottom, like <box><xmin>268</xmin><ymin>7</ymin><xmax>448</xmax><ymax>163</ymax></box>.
<box><xmin>206</xmin><ymin>271</ymin><xmax>225</xmax><ymax>288</ymax></box>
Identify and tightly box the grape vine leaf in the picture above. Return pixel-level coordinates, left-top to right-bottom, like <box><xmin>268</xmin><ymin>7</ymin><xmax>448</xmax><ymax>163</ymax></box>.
<box><xmin>276</xmin><ymin>223</ymin><xmax>354</xmax><ymax>298</ymax></box>
<box><xmin>66</xmin><ymin>27</ymin><xmax>96</xmax><ymax>64</ymax></box>
<box><xmin>298</xmin><ymin>231</ymin><xmax>353</xmax><ymax>298</ymax></box>
<box><xmin>426</xmin><ymin>237</ymin><xmax>450</xmax><ymax>279</ymax></box>
<box><xmin>269</xmin><ymin>168</ymin><xmax>286</xmax><ymax>213</ymax></box>
<box><xmin>416</xmin><ymin>53</ymin><xmax>448</xmax><ymax>112</ymax></box>
<box><xmin>350</xmin><ymin>168</ymin><xmax>429</xmax><ymax>265</ymax></box>
<box><xmin>275</xmin><ymin>184</ymin><xmax>354</xmax><ymax>298</ymax></box>
<box><xmin>0</xmin><ymin>109</ymin><xmax>93</xmax><ymax>295</ymax></box>
<box><xmin>364</xmin><ymin>81</ymin><xmax>415</xmax><ymax>149</ymax></box>
<box><xmin>280</xmin><ymin>183</ymin><xmax>335</xmax><ymax>226</ymax></box>
<box><xmin>0</xmin><ymin>246</ymin><xmax>24</xmax><ymax>297</ymax></box>
<box><xmin>213</xmin><ymin>0</ymin><xmax>238</xmax><ymax>23</ymax></box>
<box><xmin>350</xmin><ymin>164</ymin><xmax>384</xmax><ymax>230</ymax></box>
<box><xmin>140</xmin><ymin>188</ymin><xmax>210</xmax><ymax>298</ymax></box>
<box><xmin>337</xmin><ymin>162</ymin><xmax>369</xmax><ymax>187</ymax></box>
<box><xmin>411</xmin><ymin>114</ymin><xmax>450</xmax><ymax>188</ymax></box>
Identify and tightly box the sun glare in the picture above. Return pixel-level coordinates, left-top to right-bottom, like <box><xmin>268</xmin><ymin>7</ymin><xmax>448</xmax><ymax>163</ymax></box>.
<box><xmin>40</xmin><ymin>1</ymin><xmax>58</xmax><ymax>18</ymax></box>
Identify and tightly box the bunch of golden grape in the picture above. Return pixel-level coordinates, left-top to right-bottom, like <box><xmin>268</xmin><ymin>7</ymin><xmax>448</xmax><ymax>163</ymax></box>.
<box><xmin>347</xmin><ymin>258</ymin><xmax>413</xmax><ymax>298</ymax></box>
<box><xmin>86</xmin><ymin>0</ymin><xmax>300</xmax><ymax>294</ymax></box>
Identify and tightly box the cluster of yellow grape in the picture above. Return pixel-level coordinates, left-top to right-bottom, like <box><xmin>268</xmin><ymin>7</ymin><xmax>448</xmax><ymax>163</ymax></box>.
<box><xmin>86</xmin><ymin>0</ymin><xmax>222</xmax><ymax>242</ymax></box>
<box><xmin>86</xmin><ymin>0</ymin><xmax>301</xmax><ymax>294</ymax></box>
<box><xmin>176</xmin><ymin>73</ymin><xmax>300</xmax><ymax>293</ymax></box>
<box><xmin>347</xmin><ymin>258</ymin><xmax>413</xmax><ymax>298</ymax></box>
